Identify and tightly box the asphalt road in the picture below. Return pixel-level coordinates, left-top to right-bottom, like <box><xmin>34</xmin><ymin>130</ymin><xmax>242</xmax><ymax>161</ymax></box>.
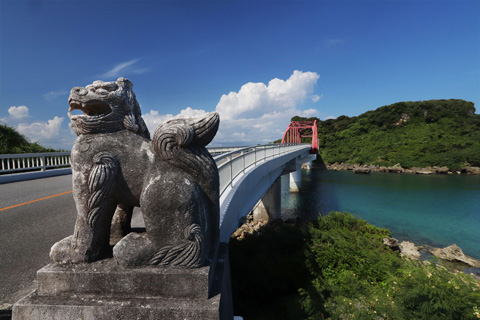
<box><xmin>0</xmin><ymin>174</ymin><xmax>146</xmax><ymax>309</ymax></box>
<box><xmin>0</xmin><ymin>175</ymin><xmax>75</xmax><ymax>307</ymax></box>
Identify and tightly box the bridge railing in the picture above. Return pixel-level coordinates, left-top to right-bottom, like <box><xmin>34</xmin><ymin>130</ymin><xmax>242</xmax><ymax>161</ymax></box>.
<box><xmin>207</xmin><ymin>146</ymin><xmax>247</xmax><ymax>156</ymax></box>
<box><xmin>0</xmin><ymin>152</ymin><xmax>71</xmax><ymax>174</ymax></box>
<box><xmin>0</xmin><ymin>144</ymin><xmax>310</xmax><ymax>189</ymax></box>
<box><xmin>216</xmin><ymin>143</ymin><xmax>310</xmax><ymax>197</ymax></box>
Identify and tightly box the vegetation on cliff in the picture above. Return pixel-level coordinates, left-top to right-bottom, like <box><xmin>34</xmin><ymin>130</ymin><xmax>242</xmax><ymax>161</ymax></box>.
<box><xmin>291</xmin><ymin>99</ymin><xmax>480</xmax><ymax>170</ymax></box>
<box><xmin>0</xmin><ymin>123</ymin><xmax>58</xmax><ymax>154</ymax></box>
<box><xmin>229</xmin><ymin>212</ymin><xmax>480</xmax><ymax>319</ymax></box>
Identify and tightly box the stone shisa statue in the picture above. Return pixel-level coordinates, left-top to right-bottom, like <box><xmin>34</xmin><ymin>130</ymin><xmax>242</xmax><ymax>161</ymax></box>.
<box><xmin>50</xmin><ymin>77</ymin><xmax>220</xmax><ymax>268</ymax></box>
<box><xmin>13</xmin><ymin>78</ymin><xmax>225</xmax><ymax>320</ymax></box>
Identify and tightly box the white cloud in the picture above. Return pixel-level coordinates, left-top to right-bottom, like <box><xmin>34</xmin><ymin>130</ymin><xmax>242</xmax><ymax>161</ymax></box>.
<box><xmin>100</xmin><ymin>59</ymin><xmax>148</xmax><ymax>79</ymax></box>
<box><xmin>141</xmin><ymin>70</ymin><xmax>321</xmax><ymax>147</ymax></box>
<box><xmin>44</xmin><ymin>90</ymin><xmax>69</xmax><ymax>101</ymax></box>
<box><xmin>8</xmin><ymin>106</ymin><xmax>30</xmax><ymax>119</ymax></box>
<box><xmin>142</xmin><ymin>107</ymin><xmax>209</xmax><ymax>134</ymax></box>
<box><xmin>311</xmin><ymin>94</ymin><xmax>323</xmax><ymax>103</ymax></box>
<box><xmin>17</xmin><ymin>116</ymin><xmax>64</xmax><ymax>142</ymax></box>
<box><xmin>216</xmin><ymin>70</ymin><xmax>319</xmax><ymax>121</ymax></box>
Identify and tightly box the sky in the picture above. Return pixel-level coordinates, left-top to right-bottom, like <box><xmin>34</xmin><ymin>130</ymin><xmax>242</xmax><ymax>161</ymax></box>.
<box><xmin>1</xmin><ymin>0</ymin><xmax>479</xmax><ymax>150</ymax></box>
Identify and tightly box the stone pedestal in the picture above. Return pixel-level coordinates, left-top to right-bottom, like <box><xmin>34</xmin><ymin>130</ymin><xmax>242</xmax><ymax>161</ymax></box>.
<box><xmin>12</xmin><ymin>259</ymin><xmax>224</xmax><ymax>320</ymax></box>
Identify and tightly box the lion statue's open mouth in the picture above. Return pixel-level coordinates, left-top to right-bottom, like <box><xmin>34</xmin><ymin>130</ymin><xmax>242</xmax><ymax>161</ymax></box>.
<box><xmin>67</xmin><ymin>78</ymin><xmax>149</xmax><ymax>138</ymax></box>
<box><xmin>68</xmin><ymin>100</ymin><xmax>112</xmax><ymax>118</ymax></box>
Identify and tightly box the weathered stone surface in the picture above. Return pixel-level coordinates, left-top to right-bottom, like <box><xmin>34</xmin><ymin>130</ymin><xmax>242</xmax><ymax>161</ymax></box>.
<box><xmin>13</xmin><ymin>291</ymin><xmax>220</xmax><ymax>320</ymax></box>
<box><xmin>466</xmin><ymin>166</ymin><xmax>480</xmax><ymax>175</ymax></box>
<box><xmin>434</xmin><ymin>166</ymin><xmax>450</xmax><ymax>174</ymax></box>
<box><xmin>388</xmin><ymin>163</ymin><xmax>404</xmax><ymax>173</ymax></box>
<box><xmin>36</xmin><ymin>259</ymin><xmax>211</xmax><ymax>299</ymax></box>
<box><xmin>430</xmin><ymin>244</ymin><xmax>479</xmax><ymax>267</ymax></box>
<box><xmin>353</xmin><ymin>167</ymin><xmax>371</xmax><ymax>174</ymax></box>
<box><xmin>50</xmin><ymin>78</ymin><xmax>220</xmax><ymax>268</ymax></box>
<box><xmin>399</xmin><ymin>241</ymin><xmax>421</xmax><ymax>259</ymax></box>
<box><xmin>415</xmin><ymin>169</ymin><xmax>433</xmax><ymax>175</ymax></box>
<box><xmin>383</xmin><ymin>237</ymin><xmax>400</xmax><ymax>251</ymax></box>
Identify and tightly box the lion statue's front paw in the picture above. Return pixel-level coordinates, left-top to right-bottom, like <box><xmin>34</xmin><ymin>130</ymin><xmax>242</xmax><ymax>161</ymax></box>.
<box><xmin>50</xmin><ymin>236</ymin><xmax>86</xmax><ymax>264</ymax></box>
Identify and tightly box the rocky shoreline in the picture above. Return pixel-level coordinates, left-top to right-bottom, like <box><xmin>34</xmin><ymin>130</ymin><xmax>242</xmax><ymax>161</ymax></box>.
<box><xmin>232</xmin><ymin>214</ymin><xmax>480</xmax><ymax>281</ymax></box>
<box><xmin>383</xmin><ymin>238</ymin><xmax>480</xmax><ymax>280</ymax></box>
<box><xmin>326</xmin><ymin>162</ymin><xmax>480</xmax><ymax>175</ymax></box>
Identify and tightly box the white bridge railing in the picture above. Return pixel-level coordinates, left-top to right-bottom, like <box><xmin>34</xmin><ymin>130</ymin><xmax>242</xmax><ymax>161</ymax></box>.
<box><xmin>214</xmin><ymin>144</ymin><xmax>310</xmax><ymax>197</ymax></box>
<box><xmin>0</xmin><ymin>145</ymin><xmax>310</xmax><ymax>189</ymax></box>
<box><xmin>0</xmin><ymin>152</ymin><xmax>71</xmax><ymax>174</ymax></box>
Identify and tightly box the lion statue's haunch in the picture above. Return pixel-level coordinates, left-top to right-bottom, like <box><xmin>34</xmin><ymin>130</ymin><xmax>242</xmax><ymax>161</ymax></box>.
<box><xmin>50</xmin><ymin>78</ymin><xmax>220</xmax><ymax>268</ymax></box>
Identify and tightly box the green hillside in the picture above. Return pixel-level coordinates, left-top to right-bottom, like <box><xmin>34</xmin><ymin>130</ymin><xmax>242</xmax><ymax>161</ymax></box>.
<box><xmin>293</xmin><ymin>99</ymin><xmax>480</xmax><ymax>170</ymax></box>
<box><xmin>0</xmin><ymin>123</ymin><xmax>58</xmax><ymax>154</ymax></box>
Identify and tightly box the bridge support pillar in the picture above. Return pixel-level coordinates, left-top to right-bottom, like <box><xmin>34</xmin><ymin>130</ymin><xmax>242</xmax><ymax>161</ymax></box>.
<box><xmin>302</xmin><ymin>161</ymin><xmax>313</xmax><ymax>170</ymax></box>
<box><xmin>253</xmin><ymin>177</ymin><xmax>281</xmax><ymax>222</ymax></box>
<box><xmin>289</xmin><ymin>167</ymin><xmax>302</xmax><ymax>193</ymax></box>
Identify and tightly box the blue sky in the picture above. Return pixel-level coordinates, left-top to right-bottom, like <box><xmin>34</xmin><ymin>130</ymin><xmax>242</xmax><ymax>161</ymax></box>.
<box><xmin>1</xmin><ymin>0</ymin><xmax>479</xmax><ymax>149</ymax></box>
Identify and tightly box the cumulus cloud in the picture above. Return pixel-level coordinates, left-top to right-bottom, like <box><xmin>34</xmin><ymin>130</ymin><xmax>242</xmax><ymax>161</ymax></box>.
<box><xmin>142</xmin><ymin>107</ymin><xmax>208</xmax><ymax>133</ymax></box>
<box><xmin>216</xmin><ymin>70</ymin><xmax>319</xmax><ymax>121</ymax></box>
<box><xmin>142</xmin><ymin>70</ymin><xmax>321</xmax><ymax>146</ymax></box>
<box><xmin>17</xmin><ymin>116</ymin><xmax>64</xmax><ymax>142</ymax></box>
<box><xmin>8</xmin><ymin>106</ymin><xmax>30</xmax><ymax>119</ymax></box>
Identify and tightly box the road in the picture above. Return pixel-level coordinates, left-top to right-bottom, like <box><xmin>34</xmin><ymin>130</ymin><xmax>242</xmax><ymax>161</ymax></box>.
<box><xmin>0</xmin><ymin>175</ymin><xmax>75</xmax><ymax>308</ymax></box>
<box><xmin>0</xmin><ymin>174</ymin><xmax>146</xmax><ymax>309</ymax></box>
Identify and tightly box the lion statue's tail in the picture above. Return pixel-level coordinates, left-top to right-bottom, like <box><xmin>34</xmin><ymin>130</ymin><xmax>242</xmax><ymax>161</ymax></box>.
<box><xmin>151</xmin><ymin>112</ymin><xmax>220</xmax><ymax>202</ymax></box>
<box><xmin>150</xmin><ymin>112</ymin><xmax>220</xmax><ymax>265</ymax></box>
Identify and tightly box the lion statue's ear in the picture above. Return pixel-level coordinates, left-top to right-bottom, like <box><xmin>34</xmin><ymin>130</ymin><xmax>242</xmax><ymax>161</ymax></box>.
<box><xmin>116</xmin><ymin>77</ymin><xmax>132</xmax><ymax>89</ymax></box>
<box><xmin>115</xmin><ymin>77</ymin><xmax>151</xmax><ymax>139</ymax></box>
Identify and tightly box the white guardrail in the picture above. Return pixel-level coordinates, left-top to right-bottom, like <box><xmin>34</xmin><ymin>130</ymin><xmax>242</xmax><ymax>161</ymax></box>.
<box><xmin>0</xmin><ymin>144</ymin><xmax>310</xmax><ymax>190</ymax></box>
<box><xmin>214</xmin><ymin>144</ymin><xmax>310</xmax><ymax>197</ymax></box>
<box><xmin>0</xmin><ymin>152</ymin><xmax>71</xmax><ymax>174</ymax></box>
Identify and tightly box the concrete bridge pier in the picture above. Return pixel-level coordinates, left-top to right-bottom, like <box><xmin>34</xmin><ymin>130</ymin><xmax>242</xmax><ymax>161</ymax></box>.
<box><xmin>289</xmin><ymin>167</ymin><xmax>302</xmax><ymax>193</ymax></box>
<box><xmin>253</xmin><ymin>177</ymin><xmax>281</xmax><ymax>222</ymax></box>
<box><xmin>302</xmin><ymin>161</ymin><xmax>313</xmax><ymax>170</ymax></box>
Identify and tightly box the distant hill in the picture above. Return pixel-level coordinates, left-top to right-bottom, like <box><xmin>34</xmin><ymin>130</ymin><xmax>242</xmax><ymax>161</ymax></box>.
<box><xmin>0</xmin><ymin>123</ymin><xmax>59</xmax><ymax>154</ymax></box>
<box><xmin>292</xmin><ymin>99</ymin><xmax>480</xmax><ymax>170</ymax></box>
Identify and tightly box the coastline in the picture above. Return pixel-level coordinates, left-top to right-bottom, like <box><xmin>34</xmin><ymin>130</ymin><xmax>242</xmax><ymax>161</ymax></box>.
<box><xmin>325</xmin><ymin>162</ymin><xmax>480</xmax><ymax>175</ymax></box>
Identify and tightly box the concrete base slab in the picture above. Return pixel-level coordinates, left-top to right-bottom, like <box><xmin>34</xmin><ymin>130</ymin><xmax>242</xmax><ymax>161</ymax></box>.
<box><xmin>13</xmin><ymin>290</ymin><xmax>220</xmax><ymax>320</ymax></box>
<box><xmin>36</xmin><ymin>259</ymin><xmax>210</xmax><ymax>299</ymax></box>
<box><xmin>12</xmin><ymin>258</ymin><xmax>222</xmax><ymax>320</ymax></box>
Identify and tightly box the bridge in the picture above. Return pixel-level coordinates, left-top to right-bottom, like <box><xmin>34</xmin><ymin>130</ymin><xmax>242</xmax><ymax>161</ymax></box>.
<box><xmin>0</xmin><ymin>121</ymin><xmax>318</xmax><ymax>319</ymax></box>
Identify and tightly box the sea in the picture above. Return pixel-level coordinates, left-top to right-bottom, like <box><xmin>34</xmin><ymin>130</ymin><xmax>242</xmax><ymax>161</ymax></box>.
<box><xmin>281</xmin><ymin>168</ymin><xmax>480</xmax><ymax>261</ymax></box>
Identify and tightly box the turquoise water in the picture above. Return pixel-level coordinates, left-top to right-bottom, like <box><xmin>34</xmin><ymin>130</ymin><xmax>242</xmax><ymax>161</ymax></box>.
<box><xmin>282</xmin><ymin>169</ymin><xmax>480</xmax><ymax>260</ymax></box>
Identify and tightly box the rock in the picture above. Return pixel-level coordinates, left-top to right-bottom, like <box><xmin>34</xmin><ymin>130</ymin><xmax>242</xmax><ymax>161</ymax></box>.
<box><xmin>388</xmin><ymin>163</ymin><xmax>404</xmax><ymax>173</ymax></box>
<box><xmin>466</xmin><ymin>166</ymin><xmax>480</xmax><ymax>175</ymax></box>
<box><xmin>354</xmin><ymin>167</ymin><xmax>371</xmax><ymax>174</ymax></box>
<box><xmin>383</xmin><ymin>237</ymin><xmax>400</xmax><ymax>251</ymax></box>
<box><xmin>399</xmin><ymin>241</ymin><xmax>421</xmax><ymax>259</ymax></box>
<box><xmin>434</xmin><ymin>166</ymin><xmax>450</xmax><ymax>174</ymax></box>
<box><xmin>429</xmin><ymin>244</ymin><xmax>479</xmax><ymax>267</ymax></box>
<box><xmin>415</xmin><ymin>169</ymin><xmax>433</xmax><ymax>175</ymax></box>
